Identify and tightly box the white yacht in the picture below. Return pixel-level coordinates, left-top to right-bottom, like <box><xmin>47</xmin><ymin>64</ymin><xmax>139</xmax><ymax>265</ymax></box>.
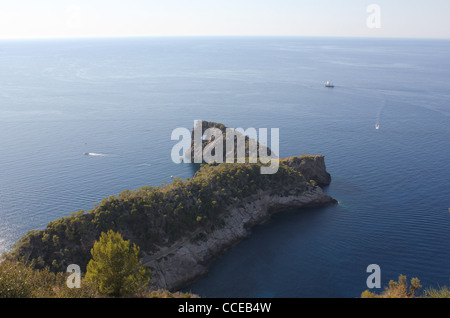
<box><xmin>325</xmin><ymin>81</ymin><xmax>334</xmax><ymax>88</ymax></box>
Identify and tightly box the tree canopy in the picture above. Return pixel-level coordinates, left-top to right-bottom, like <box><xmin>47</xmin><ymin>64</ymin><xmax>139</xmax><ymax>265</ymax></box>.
<box><xmin>85</xmin><ymin>230</ymin><xmax>150</xmax><ymax>297</ymax></box>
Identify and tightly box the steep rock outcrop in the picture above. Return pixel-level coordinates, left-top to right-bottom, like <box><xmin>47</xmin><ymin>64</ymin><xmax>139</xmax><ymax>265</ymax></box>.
<box><xmin>188</xmin><ymin>120</ymin><xmax>274</xmax><ymax>164</ymax></box>
<box><xmin>282</xmin><ymin>155</ymin><xmax>331</xmax><ymax>186</ymax></box>
<box><xmin>142</xmin><ymin>185</ymin><xmax>336</xmax><ymax>291</ymax></box>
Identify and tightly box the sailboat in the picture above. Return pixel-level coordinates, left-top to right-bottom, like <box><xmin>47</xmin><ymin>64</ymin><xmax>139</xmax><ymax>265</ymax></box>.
<box><xmin>375</xmin><ymin>123</ymin><xmax>380</xmax><ymax>130</ymax></box>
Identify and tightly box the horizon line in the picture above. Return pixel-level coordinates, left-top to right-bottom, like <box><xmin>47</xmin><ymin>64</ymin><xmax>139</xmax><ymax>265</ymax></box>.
<box><xmin>1</xmin><ymin>34</ymin><xmax>449</xmax><ymax>41</ymax></box>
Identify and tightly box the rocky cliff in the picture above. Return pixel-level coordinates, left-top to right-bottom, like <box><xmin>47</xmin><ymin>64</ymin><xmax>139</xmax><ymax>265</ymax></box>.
<box><xmin>188</xmin><ymin>120</ymin><xmax>274</xmax><ymax>164</ymax></box>
<box><xmin>281</xmin><ymin>155</ymin><xmax>332</xmax><ymax>186</ymax></box>
<box><xmin>143</xmin><ymin>184</ymin><xmax>336</xmax><ymax>291</ymax></box>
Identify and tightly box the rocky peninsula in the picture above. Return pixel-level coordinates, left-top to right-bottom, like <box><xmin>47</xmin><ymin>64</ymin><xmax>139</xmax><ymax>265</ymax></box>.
<box><xmin>6</xmin><ymin>121</ymin><xmax>337</xmax><ymax>292</ymax></box>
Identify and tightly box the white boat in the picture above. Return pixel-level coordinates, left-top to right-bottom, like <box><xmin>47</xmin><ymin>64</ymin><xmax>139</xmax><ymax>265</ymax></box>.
<box><xmin>376</xmin><ymin>123</ymin><xmax>380</xmax><ymax>130</ymax></box>
<box><xmin>84</xmin><ymin>152</ymin><xmax>107</xmax><ymax>157</ymax></box>
<box><xmin>325</xmin><ymin>81</ymin><xmax>334</xmax><ymax>88</ymax></box>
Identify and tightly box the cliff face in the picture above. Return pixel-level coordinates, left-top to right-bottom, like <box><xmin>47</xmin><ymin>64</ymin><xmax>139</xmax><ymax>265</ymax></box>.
<box><xmin>281</xmin><ymin>155</ymin><xmax>332</xmax><ymax>186</ymax></box>
<box><xmin>188</xmin><ymin>120</ymin><xmax>274</xmax><ymax>164</ymax></box>
<box><xmin>143</xmin><ymin>185</ymin><xmax>336</xmax><ymax>291</ymax></box>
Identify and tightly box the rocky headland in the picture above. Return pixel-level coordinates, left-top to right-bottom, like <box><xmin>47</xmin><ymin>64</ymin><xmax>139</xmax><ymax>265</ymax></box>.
<box><xmin>6</xmin><ymin>121</ymin><xmax>337</xmax><ymax>292</ymax></box>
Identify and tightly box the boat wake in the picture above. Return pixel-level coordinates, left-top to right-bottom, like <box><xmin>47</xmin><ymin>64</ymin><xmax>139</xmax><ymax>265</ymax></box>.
<box><xmin>375</xmin><ymin>92</ymin><xmax>386</xmax><ymax>130</ymax></box>
<box><xmin>84</xmin><ymin>152</ymin><xmax>108</xmax><ymax>157</ymax></box>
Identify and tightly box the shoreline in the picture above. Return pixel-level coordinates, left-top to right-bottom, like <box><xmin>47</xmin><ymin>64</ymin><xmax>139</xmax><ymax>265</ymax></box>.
<box><xmin>143</xmin><ymin>186</ymin><xmax>337</xmax><ymax>291</ymax></box>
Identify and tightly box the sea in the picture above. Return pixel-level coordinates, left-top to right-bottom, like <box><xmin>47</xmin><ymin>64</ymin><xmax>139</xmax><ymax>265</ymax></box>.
<box><xmin>0</xmin><ymin>36</ymin><xmax>449</xmax><ymax>298</ymax></box>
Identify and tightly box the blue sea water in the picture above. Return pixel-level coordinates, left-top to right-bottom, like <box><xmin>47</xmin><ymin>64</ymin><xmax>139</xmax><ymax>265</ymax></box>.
<box><xmin>0</xmin><ymin>37</ymin><xmax>449</xmax><ymax>298</ymax></box>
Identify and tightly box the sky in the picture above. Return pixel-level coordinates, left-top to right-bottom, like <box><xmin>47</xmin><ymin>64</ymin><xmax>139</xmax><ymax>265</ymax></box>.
<box><xmin>0</xmin><ymin>0</ymin><xmax>449</xmax><ymax>39</ymax></box>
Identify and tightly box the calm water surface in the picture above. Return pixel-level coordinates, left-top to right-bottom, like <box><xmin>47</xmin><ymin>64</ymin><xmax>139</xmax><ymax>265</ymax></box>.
<box><xmin>0</xmin><ymin>37</ymin><xmax>449</xmax><ymax>297</ymax></box>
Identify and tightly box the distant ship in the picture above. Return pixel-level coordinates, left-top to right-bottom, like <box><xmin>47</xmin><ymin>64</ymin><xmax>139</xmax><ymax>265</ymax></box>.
<box><xmin>325</xmin><ymin>81</ymin><xmax>334</xmax><ymax>88</ymax></box>
<box><xmin>376</xmin><ymin>123</ymin><xmax>380</xmax><ymax>130</ymax></box>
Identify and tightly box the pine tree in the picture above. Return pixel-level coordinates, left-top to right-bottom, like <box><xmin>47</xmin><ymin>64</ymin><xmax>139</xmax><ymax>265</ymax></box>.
<box><xmin>85</xmin><ymin>230</ymin><xmax>150</xmax><ymax>297</ymax></box>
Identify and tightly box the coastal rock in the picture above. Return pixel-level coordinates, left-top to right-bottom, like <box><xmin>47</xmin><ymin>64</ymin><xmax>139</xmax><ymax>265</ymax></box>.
<box><xmin>142</xmin><ymin>185</ymin><xmax>336</xmax><ymax>291</ymax></box>
<box><xmin>188</xmin><ymin>120</ymin><xmax>274</xmax><ymax>163</ymax></box>
<box><xmin>282</xmin><ymin>155</ymin><xmax>332</xmax><ymax>186</ymax></box>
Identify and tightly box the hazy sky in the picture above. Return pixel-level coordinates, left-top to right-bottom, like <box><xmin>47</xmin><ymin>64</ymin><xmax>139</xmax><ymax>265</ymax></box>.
<box><xmin>0</xmin><ymin>0</ymin><xmax>449</xmax><ymax>39</ymax></box>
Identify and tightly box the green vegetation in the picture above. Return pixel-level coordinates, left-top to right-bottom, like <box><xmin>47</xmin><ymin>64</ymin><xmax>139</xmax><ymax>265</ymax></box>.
<box><xmin>0</xmin><ymin>259</ymin><xmax>99</xmax><ymax>298</ymax></box>
<box><xmin>6</xmin><ymin>160</ymin><xmax>310</xmax><ymax>273</ymax></box>
<box><xmin>0</xmin><ymin>259</ymin><xmax>195</xmax><ymax>298</ymax></box>
<box><xmin>85</xmin><ymin>230</ymin><xmax>150</xmax><ymax>297</ymax></box>
<box><xmin>0</xmin><ymin>231</ymin><xmax>195</xmax><ymax>298</ymax></box>
<box><xmin>361</xmin><ymin>274</ymin><xmax>450</xmax><ymax>298</ymax></box>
